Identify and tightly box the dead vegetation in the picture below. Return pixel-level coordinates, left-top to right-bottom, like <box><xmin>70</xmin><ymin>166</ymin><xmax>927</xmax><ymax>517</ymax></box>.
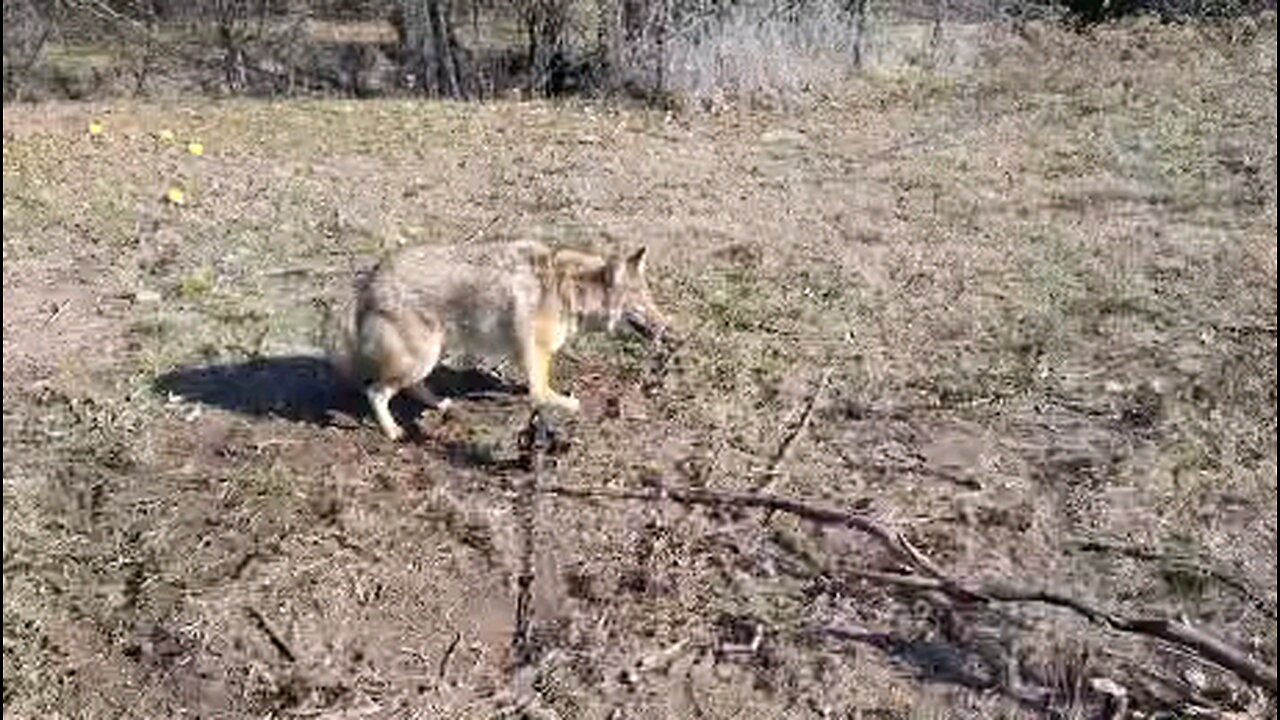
<box><xmin>4</xmin><ymin>15</ymin><xmax>1278</xmax><ymax>720</ymax></box>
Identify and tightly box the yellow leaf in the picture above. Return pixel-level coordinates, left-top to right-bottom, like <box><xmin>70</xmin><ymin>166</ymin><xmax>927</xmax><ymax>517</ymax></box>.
<box><xmin>166</xmin><ymin>188</ymin><xmax>186</xmax><ymax>205</ymax></box>
<box><xmin>187</xmin><ymin>142</ymin><xmax>204</xmax><ymax>157</ymax></box>
<box><xmin>88</xmin><ymin>120</ymin><xmax>104</xmax><ymax>136</ymax></box>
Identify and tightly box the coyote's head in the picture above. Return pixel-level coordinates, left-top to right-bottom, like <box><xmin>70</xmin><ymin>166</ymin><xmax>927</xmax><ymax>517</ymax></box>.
<box><xmin>602</xmin><ymin>247</ymin><xmax>669</xmax><ymax>341</ymax></box>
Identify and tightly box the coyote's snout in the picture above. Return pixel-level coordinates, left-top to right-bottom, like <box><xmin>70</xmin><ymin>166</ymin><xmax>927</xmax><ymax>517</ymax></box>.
<box><xmin>330</xmin><ymin>240</ymin><xmax>669</xmax><ymax>440</ymax></box>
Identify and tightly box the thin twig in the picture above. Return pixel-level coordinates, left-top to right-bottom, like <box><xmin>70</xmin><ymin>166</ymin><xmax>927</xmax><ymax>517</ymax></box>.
<box><xmin>755</xmin><ymin>367</ymin><xmax>831</xmax><ymax>495</ymax></box>
<box><xmin>43</xmin><ymin>300</ymin><xmax>68</xmax><ymax>327</ymax></box>
<box><xmin>244</xmin><ymin>606</ymin><xmax>296</xmax><ymax>663</ymax></box>
<box><xmin>67</xmin><ymin>0</ymin><xmax>151</xmax><ymax>33</ymax></box>
<box><xmin>458</xmin><ymin>214</ymin><xmax>502</xmax><ymax>245</ymax></box>
<box><xmin>263</xmin><ymin>265</ymin><xmax>345</xmax><ymax>278</ymax></box>
<box><xmin>438</xmin><ymin>630</ymin><xmax>462</xmax><ymax>682</ymax></box>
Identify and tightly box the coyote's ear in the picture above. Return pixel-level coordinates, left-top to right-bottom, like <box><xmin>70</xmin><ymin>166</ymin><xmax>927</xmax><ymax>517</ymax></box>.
<box><xmin>627</xmin><ymin>246</ymin><xmax>648</xmax><ymax>274</ymax></box>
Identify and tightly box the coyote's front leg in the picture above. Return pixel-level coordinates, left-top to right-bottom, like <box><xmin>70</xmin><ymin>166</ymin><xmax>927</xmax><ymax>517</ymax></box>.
<box><xmin>521</xmin><ymin>322</ymin><xmax>580</xmax><ymax>413</ymax></box>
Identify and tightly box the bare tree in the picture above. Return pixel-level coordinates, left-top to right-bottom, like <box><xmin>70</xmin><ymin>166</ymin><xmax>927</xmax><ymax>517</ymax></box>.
<box><xmin>213</xmin><ymin>0</ymin><xmax>255</xmax><ymax>92</ymax></box>
<box><xmin>397</xmin><ymin>0</ymin><xmax>467</xmax><ymax>97</ymax></box>
<box><xmin>3</xmin><ymin>0</ymin><xmax>55</xmax><ymax>100</ymax></box>
<box><xmin>929</xmin><ymin>0</ymin><xmax>946</xmax><ymax>65</ymax></box>
<box><xmin>129</xmin><ymin>0</ymin><xmax>161</xmax><ymax>95</ymax></box>
<box><xmin>848</xmin><ymin>0</ymin><xmax>869</xmax><ymax>69</ymax></box>
<box><xmin>524</xmin><ymin>0</ymin><xmax>571</xmax><ymax>95</ymax></box>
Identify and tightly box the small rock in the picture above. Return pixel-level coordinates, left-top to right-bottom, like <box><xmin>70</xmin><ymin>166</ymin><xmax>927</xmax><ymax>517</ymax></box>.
<box><xmin>1089</xmin><ymin>677</ymin><xmax>1127</xmax><ymax>697</ymax></box>
<box><xmin>134</xmin><ymin>289</ymin><xmax>162</xmax><ymax>304</ymax></box>
<box><xmin>1182</xmin><ymin>666</ymin><xmax>1208</xmax><ymax>691</ymax></box>
<box><xmin>760</xmin><ymin>129</ymin><xmax>807</xmax><ymax>146</ymax></box>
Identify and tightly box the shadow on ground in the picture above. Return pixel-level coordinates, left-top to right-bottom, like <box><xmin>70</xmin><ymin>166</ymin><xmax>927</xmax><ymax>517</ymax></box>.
<box><xmin>826</xmin><ymin>629</ymin><xmax>1080</xmax><ymax>716</ymax></box>
<box><xmin>154</xmin><ymin>355</ymin><xmax>520</xmax><ymax>427</ymax></box>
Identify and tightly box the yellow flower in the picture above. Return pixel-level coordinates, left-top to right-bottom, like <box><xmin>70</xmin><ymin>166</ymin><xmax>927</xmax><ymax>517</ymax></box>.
<box><xmin>88</xmin><ymin>120</ymin><xmax>104</xmax><ymax>136</ymax></box>
<box><xmin>166</xmin><ymin>187</ymin><xmax>187</xmax><ymax>205</ymax></box>
<box><xmin>158</xmin><ymin>129</ymin><xmax>175</xmax><ymax>142</ymax></box>
<box><xmin>187</xmin><ymin>142</ymin><xmax>204</xmax><ymax>157</ymax></box>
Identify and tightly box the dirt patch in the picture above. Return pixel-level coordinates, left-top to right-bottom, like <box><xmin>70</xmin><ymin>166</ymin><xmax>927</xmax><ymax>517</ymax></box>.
<box><xmin>1</xmin><ymin>261</ymin><xmax>131</xmax><ymax>391</ymax></box>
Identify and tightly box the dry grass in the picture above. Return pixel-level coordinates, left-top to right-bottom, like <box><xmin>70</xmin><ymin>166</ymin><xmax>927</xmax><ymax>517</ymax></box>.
<box><xmin>3</xmin><ymin>16</ymin><xmax>1277</xmax><ymax>719</ymax></box>
<box><xmin>659</xmin><ymin>2</ymin><xmax>864</xmax><ymax>106</ymax></box>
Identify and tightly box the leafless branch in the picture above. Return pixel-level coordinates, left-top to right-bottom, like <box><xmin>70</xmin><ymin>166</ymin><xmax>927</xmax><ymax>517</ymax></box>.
<box><xmin>542</xmin><ymin>482</ymin><xmax>946</xmax><ymax>577</ymax></box>
<box><xmin>537</xmin><ymin>478</ymin><xmax>1278</xmax><ymax>695</ymax></box>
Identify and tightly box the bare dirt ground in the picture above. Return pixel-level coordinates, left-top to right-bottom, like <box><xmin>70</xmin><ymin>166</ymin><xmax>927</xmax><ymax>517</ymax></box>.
<box><xmin>4</xmin><ymin>18</ymin><xmax>1278</xmax><ymax>719</ymax></box>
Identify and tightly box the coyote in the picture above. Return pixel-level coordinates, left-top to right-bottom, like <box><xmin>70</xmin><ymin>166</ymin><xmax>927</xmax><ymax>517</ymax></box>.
<box><xmin>330</xmin><ymin>240</ymin><xmax>669</xmax><ymax>440</ymax></box>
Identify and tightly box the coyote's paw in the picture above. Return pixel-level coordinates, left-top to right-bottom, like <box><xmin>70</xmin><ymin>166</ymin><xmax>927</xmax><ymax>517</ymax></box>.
<box><xmin>543</xmin><ymin>393</ymin><xmax>580</xmax><ymax>413</ymax></box>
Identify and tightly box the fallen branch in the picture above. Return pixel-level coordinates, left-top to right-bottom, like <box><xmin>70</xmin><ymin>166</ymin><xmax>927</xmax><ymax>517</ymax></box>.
<box><xmin>539</xmin><ymin>481</ymin><xmax>1278</xmax><ymax>695</ymax></box>
<box><xmin>850</xmin><ymin>570</ymin><xmax>1278</xmax><ymax>695</ymax></box>
<box><xmin>550</xmin><ymin>481</ymin><xmax>944</xmax><ymax>579</ymax></box>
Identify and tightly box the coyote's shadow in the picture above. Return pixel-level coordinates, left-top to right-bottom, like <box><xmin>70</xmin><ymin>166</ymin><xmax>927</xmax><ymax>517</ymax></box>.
<box><xmin>154</xmin><ymin>355</ymin><xmax>518</xmax><ymax>427</ymax></box>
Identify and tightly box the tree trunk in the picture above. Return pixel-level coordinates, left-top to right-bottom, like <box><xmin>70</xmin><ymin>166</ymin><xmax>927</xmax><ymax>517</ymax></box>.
<box><xmin>654</xmin><ymin>0</ymin><xmax>667</xmax><ymax>96</ymax></box>
<box><xmin>930</xmin><ymin>0</ymin><xmax>946</xmax><ymax>65</ymax></box>
<box><xmin>399</xmin><ymin>0</ymin><xmax>465</xmax><ymax>98</ymax></box>
<box><xmin>525</xmin><ymin>0</ymin><xmax>570</xmax><ymax>96</ymax></box>
<box><xmin>426</xmin><ymin>0</ymin><xmax>460</xmax><ymax>98</ymax></box>
<box><xmin>848</xmin><ymin>0</ymin><xmax>868</xmax><ymax>70</ymax></box>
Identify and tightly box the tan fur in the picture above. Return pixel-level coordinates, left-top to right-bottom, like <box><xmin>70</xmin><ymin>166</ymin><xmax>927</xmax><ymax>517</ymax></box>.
<box><xmin>330</xmin><ymin>240</ymin><xmax>668</xmax><ymax>440</ymax></box>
